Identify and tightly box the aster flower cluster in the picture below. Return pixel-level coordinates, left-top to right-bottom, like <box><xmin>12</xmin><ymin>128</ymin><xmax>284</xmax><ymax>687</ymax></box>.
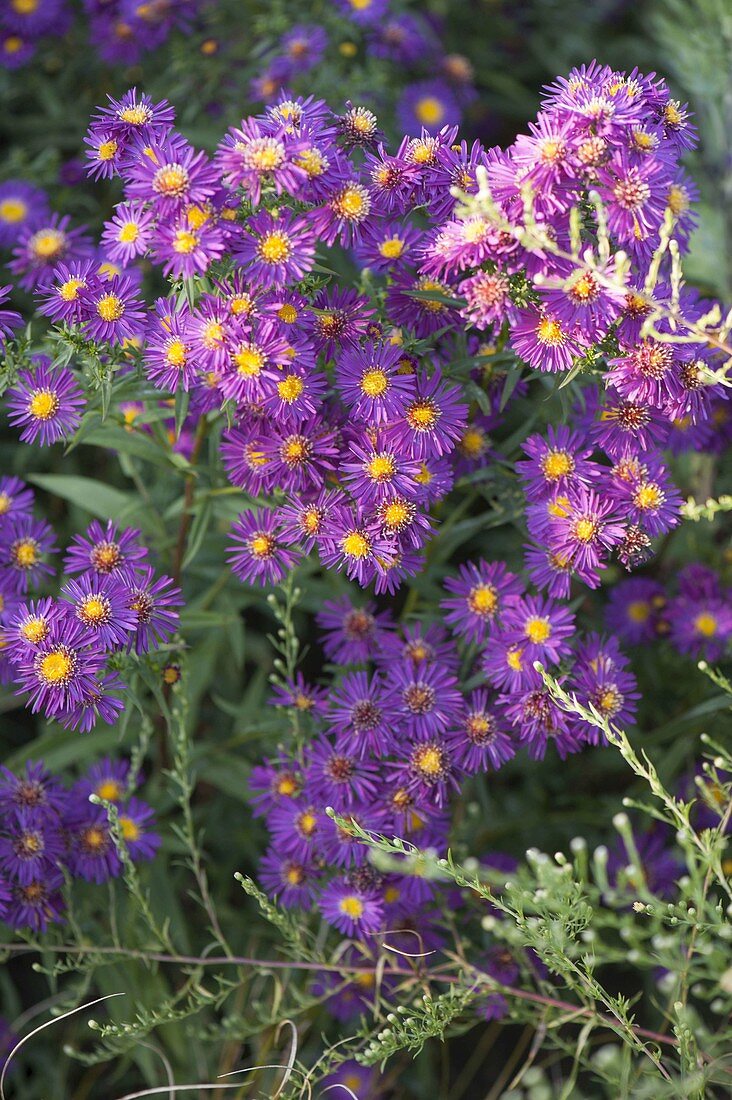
<box><xmin>0</xmin><ymin>0</ymin><xmax>199</xmax><ymax>71</ymax></box>
<box><xmin>0</xmin><ymin>477</ymin><xmax>181</xmax><ymax>731</ymax></box>
<box><xmin>253</xmin><ymin>5</ymin><xmax>476</xmax><ymax>138</ymax></box>
<box><xmin>253</xmin><ymin>582</ymin><xmax>638</xmax><ymax>950</ymax></box>
<box><xmin>0</xmin><ymin>756</ymin><xmax>160</xmax><ymax>932</ymax></box>
<box><xmin>607</xmin><ymin>564</ymin><xmax>732</xmax><ymax>661</ymax></box>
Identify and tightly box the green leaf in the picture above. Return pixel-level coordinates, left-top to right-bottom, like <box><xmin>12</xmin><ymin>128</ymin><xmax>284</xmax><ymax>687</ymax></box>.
<box><xmin>27</xmin><ymin>473</ymin><xmax>135</xmax><ymax>519</ymax></box>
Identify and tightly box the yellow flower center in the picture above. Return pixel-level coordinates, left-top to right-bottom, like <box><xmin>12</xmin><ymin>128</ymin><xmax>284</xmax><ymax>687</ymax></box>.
<box><xmin>0</xmin><ymin>198</ymin><xmax>27</xmax><ymax>223</ymax></box>
<box><xmin>366</xmin><ymin>454</ymin><xmax>396</xmax><ymax>481</ymax></box>
<box><xmin>234</xmin><ymin>346</ymin><xmax>264</xmax><ymax>375</ymax></box>
<box><xmin>379</xmin><ymin>237</ymin><xmax>405</xmax><ymax>259</ymax></box>
<box><xmin>414</xmin><ymin>746</ymin><xmax>443</xmax><ymax>777</ymax></box>
<box><xmin>96</xmin><ymin>780</ymin><xmax>123</xmax><ymax>801</ymax></box>
<box><xmin>118</xmin><ymin>104</ymin><xmax>152</xmax><ymax>125</ymax></box>
<box><xmin>277</xmin><ymin>776</ymin><xmax>298</xmax><ymax>797</ymax></box>
<box><xmin>694</xmin><ymin>612</ymin><xmax>718</xmax><ymax>638</ymax></box>
<box><xmin>295</xmin><ymin>147</ymin><xmax>327</xmax><ymax>177</ymax></box>
<box><xmin>415</xmin><ymin>463</ymin><xmax>433</xmax><ymax>485</ymax></box>
<box><xmin>334</xmin><ymin>185</ymin><xmax>370</xmax><ymax>219</ymax></box>
<box><xmin>468</xmin><ymin>584</ymin><xmax>497</xmax><ymax>616</ymax></box>
<box><xmin>459</xmin><ymin>427</ymin><xmax>486</xmax><ymax>458</ymax></box>
<box><xmin>407</xmin><ymin>400</ymin><xmax>439</xmax><ymax>430</ymax></box>
<box><xmin>536</xmin><ymin>317</ymin><xmax>565</xmax><ymax>346</ymax></box>
<box><xmin>120</xmin><ymin>816</ymin><xmax>140</xmax><ymax>842</ymax></box>
<box><xmin>277</xmin><ymin>374</ymin><xmax>304</xmax><ymax>402</ymax></box>
<box><xmin>29</xmin><ymin>390</ymin><xmax>59</xmax><ymax>420</ymax></box>
<box><xmin>634</xmin><ymin>483</ymin><xmax>662</xmax><ymax>510</ymax></box>
<box><xmin>12</xmin><ymin>0</ymin><xmax>38</xmax><ymax>13</ymax></box>
<box><xmin>79</xmin><ymin>596</ymin><xmax>109</xmax><ymax>624</ymax></box>
<box><xmin>415</xmin><ymin>96</ymin><xmax>444</xmax><ymax>127</ymax></box>
<box><xmin>627</xmin><ymin>601</ymin><xmax>650</xmax><ymax>623</ymax></box>
<box><xmin>173</xmin><ymin>229</ymin><xmax>198</xmax><ymax>254</ymax></box>
<box><xmin>541</xmin><ymin>450</ymin><xmax>574</xmax><ymax>480</ymax></box>
<box><xmin>96</xmin><ymin>294</ymin><xmax>125</xmax><ymax>322</ymax></box>
<box><xmin>13</xmin><ymin>539</ymin><xmax>38</xmax><ymax>568</ymax></box>
<box><xmin>298</xmin><ymin>811</ymin><xmax>317</xmax><ymax>835</ymax></box>
<box><xmin>249</xmin><ymin>534</ymin><xmax>274</xmax><ymax>558</ymax></box>
<box><xmin>525</xmin><ymin>616</ymin><xmax>552</xmax><ymax>644</ymax></box>
<box><xmin>165</xmin><ymin>338</ymin><xmax>187</xmax><ymax>367</ymax></box>
<box><xmin>286</xmin><ymin>865</ymin><xmax>304</xmax><ymax>885</ymax></box>
<box><xmin>97</xmin><ymin>139</ymin><xmax>118</xmax><ymax>161</ymax></box>
<box><xmin>39</xmin><ymin>648</ymin><xmax>73</xmax><ymax>684</ymax></box>
<box><xmin>383</xmin><ymin>501</ymin><xmax>409</xmax><ymax>527</ymax></box>
<box><xmin>342</xmin><ymin>531</ymin><xmax>370</xmax><ymax>559</ymax></box>
<box><xmin>360</xmin><ymin>368</ymin><xmax>388</xmax><ymax>397</ymax></box>
<box><xmin>30</xmin><ymin>228</ymin><xmax>65</xmax><ymax>260</ymax></box>
<box><xmin>20</xmin><ymin>617</ymin><xmax>48</xmax><ymax>643</ymax></box>
<box><xmin>339</xmin><ymin>895</ymin><xmax>365</xmax><ymax>918</ymax></box>
<box><xmin>59</xmin><ymin>277</ymin><xmax>85</xmax><ymax>301</ymax></box>
<box><xmin>573</xmin><ymin>517</ymin><xmax>597</xmax><ymax>542</ymax></box>
<box><xmin>258</xmin><ymin>231</ymin><xmax>291</xmax><ymax>263</ymax></box>
<box><xmin>187</xmin><ymin>204</ymin><xmax>211</xmax><ymax>229</ymax></box>
<box><xmin>153</xmin><ymin>163</ymin><xmax>189</xmax><ymax>196</ymax></box>
<box><xmin>507</xmin><ymin>647</ymin><xmax>524</xmax><ymax>671</ymax></box>
<box><xmin>277</xmin><ymin>303</ymin><xmax>298</xmax><ymax>323</ymax></box>
<box><xmin>3</xmin><ymin>37</ymin><xmax>24</xmax><ymax>54</ymax></box>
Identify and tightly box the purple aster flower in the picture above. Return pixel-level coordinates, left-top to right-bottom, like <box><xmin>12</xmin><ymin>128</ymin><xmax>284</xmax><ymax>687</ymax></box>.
<box><xmin>325</xmin><ymin>671</ymin><xmax>393</xmax><ymax>757</ymax></box>
<box><xmin>126</xmin><ymin>566</ymin><xmax>182</xmax><ymax>655</ymax></box>
<box><xmin>390</xmin><ymin>736</ymin><xmax>458</xmax><ymax>807</ymax></box>
<box><xmin>595</xmin><ymin>153</ymin><xmax>670</xmax><ymax>250</ymax></box>
<box><xmin>304</xmin><ymin>737</ymin><xmax>380</xmax><ymax>811</ymax></box>
<box><xmin>667</xmin><ymin>595</ymin><xmax>732</xmax><ymax>661</ymax></box>
<box><xmin>0</xmin><ymin>761</ymin><xmax>67</xmax><ymax>823</ymax></box>
<box><xmin>524</xmin><ymin>543</ymin><xmax>575</xmax><ymax>599</ymax></box>
<box><xmin>316</xmin><ymin>596</ymin><xmax>394</xmax><ymax>664</ymax></box>
<box><xmin>318</xmin><ymin>503</ymin><xmax>395</xmax><ymax>586</ymax></box>
<box><xmin>336</xmin><ymin>341</ymin><xmax>415</xmax><ymax>424</ymax></box>
<box><xmin>517</xmin><ymin>426</ymin><xmax>597</xmax><ymax>502</ymax></box>
<box><xmin>309</xmin><ymin>286</ymin><xmax>376</xmax><ymax>357</ymax></box>
<box><xmin>269</xmin><ymin>672</ymin><xmax>327</xmax><ymax>716</ymax></box>
<box><xmin>117</xmin><ymin>798</ymin><xmax>161</xmax><ymax>862</ymax></box>
<box><xmin>498</xmin><ymin>685</ymin><xmax>583</xmax><ymax>761</ymax></box>
<box><xmin>0</xmin><ymin>180</ymin><xmax>49</xmax><ymax>248</ymax></box>
<box><xmin>442</xmin><ymin>560</ymin><xmax>523</xmax><ymax>643</ymax></box>
<box><xmin>386</xmin><ymin>273</ymin><xmax>460</xmax><ymax>339</ymax></box>
<box><xmin>123</xmin><ymin>133</ymin><xmax>218</xmax><ymax>215</ymax></box>
<box><xmin>57</xmin><ymin>671</ymin><xmax>127</xmax><ymax>733</ymax></box>
<box><xmin>501</xmin><ymin>594</ymin><xmax>575</xmax><ymax>667</ymax></box>
<box><xmin>0</xmin><ymin>32</ymin><xmax>35</xmax><ymax>70</ymax></box>
<box><xmin>10</xmin><ymin>214</ymin><xmax>93</xmax><ymax>291</ymax></box>
<box><xmin>14</xmin><ymin>617</ymin><xmax>106</xmax><ymax>720</ymax></box>
<box><xmin>319</xmin><ymin>876</ymin><xmax>384</xmax><ymax>936</ymax></box>
<box><xmin>0</xmin><ymin>477</ymin><xmax>34</xmax><ymax>527</ymax></box>
<box><xmin>228</xmin><ymin>508</ymin><xmax>300</xmax><ymax>587</ymax></box>
<box><xmin>6</xmin><ymin>597</ymin><xmax>64</xmax><ymax>663</ymax></box>
<box><xmin>384</xmin><ymin>369</ymin><xmax>467</xmax><ymax>460</ymax></box>
<box><xmin>355</xmin><ymin>219</ymin><xmax>425</xmax><ymax>274</ymax></box>
<box><xmin>605</xmin><ymin>577</ymin><xmax>666</xmax><ymax>645</ymax></box>
<box><xmin>606</xmin><ymin>338</ymin><xmax>681</xmax><ymax>413</ymax></box>
<box><xmin>342</xmin><ymin>435</ymin><xmax>419</xmax><ymax>506</ymax></box>
<box><xmin>259</xmin><ymin>848</ymin><xmax>320</xmax><ymax>908</ymax></box>
<box><xmin>385</xmin><ymin>659</ymin><xmax>462</xmax><ymax>741</ymax></box>
<box><xmin>278</xmin><ymin>489</ymin><xmax>337</xmax><ymax>553</ymax></box>
<box><xmin>447</xmin><ymin>690</ymin><xmax>515</xmax><ymax>775</ymax></box>
<box><xmin>311</xmin><ymin>177</ymin><xmax>374</xmax><ymax>248</ymax></box>
<box><xmin>84</xmin><ymin>127</ymin><xmax>126</xmax><ymax>181</ymax></box>
<box><xmin>279</xmin><ymin>24</ymin><xmax>328</xmax><ymax>72</ymax></box>
<box><xmin>609</xmin><ymin>461</ymin><xmax>682</xmax><ymax>536</ymax></box>
<box><xmin>79</xmin><ymin>274</ymin><xmax>145</xmax><ymax>345</ymax></box>
<box><xmin>0</xmin><ymin>284</ymin><xmax>22</xmax><ymax>344</ymax></box>
<box><xmin>152</xmin><ymin>208</ymin><xmax>227</xmax><ymax>279</ymax></box>
<box><xmin>66</xmin><ymin>806</ymin><xmax>121</xmax><ymax>884</ymax></box>
<box><xmin>143</xmin><ymin>297</ymin><xmax>197</xmax><ymax>394</ymax></box>
<box><xmin>398</xmin><ymin>80</ymin><xmax>461</xmax><ymax>135</ymax></box>
<box><xmin>60</xmin><ymin>573</ymin><xmax>136</xmax><ymax>650</ymax></box>
<box><xmin>570</xmin><ymin>655</ymin><xmax>639</xmax><ymax>736</ymax></box>
<box><xmin>91</xmin><ymin>89</ymin><xmax>175</xmax><ymax>147</ymax></box>
<box><xmin>0</xmin><ymin>807</ymin><xmax>64</xmax><ymax>885</ymax></box>
<box><xmin>269</xmin><ymin>802</ymin><xmax>324</xmax><ymax>861</ymax></box>
<box><xmin>216</xmin><ymin>118</ymin><xmax>306</xmax><ymax>204</ymax></box>
<box><xmin>64</xmin><ymin>520</ymin><xmax>148</xmax><ymax>580</ymax></box>
<box><xmin>260</xmin><ymin>415</ymin><xmax>339</xmax><ymax>492</ymax></box>
<box><xmin>232</xmin><ymin>208</ymin><xmax>316</xmax><ymax>287</ymax></box>
<box><xmin>482</xmin><ymin>632</ymin><xmax>538</xmax><ymax>693</ymax></box>
<box><xmin>219</xmin><ymin>320</ymin><xmax>291</xmax><ymax>405</ymax></box>
<box><xmin>101</xmin><ymin>201</ymin><xmax>155</xmax><ymax>266</ymax></box>
<box><xmin>4</xmin><ymin>867</ymin><xmax>65</xmax><ymax>932</ymax></box>
<box><xmin>261</xmin><ymin>363</ymin><xmax>328</xmax><ymax>426</ymax></box>
<box><xmin>35</xmin><ymin>261</ymin><xmax>97</xmax><ymax>325</ymax></box>
<box><xmin>538</xmin><ymin>259</ymin><xmax>625</xmax><ymax>339</ymax></box>
<box><xmin>459</xmin><ymin>269</ymin><xmax>514</xmax><ymax>331</ymax></box>
<box><xmin>74</xmin><ymin>757</ymin><xmax>134</xmax><ymax>805</ymax></box>
<box><xmin>511</xmin><ymin>307</ymin><xmax>587</xmax><ymax>374</ymax></box>
<box><xmin>547</xmin><ymin>486</ymin><xmax>626</xmax><ymax>579</ymax></box>
<box><xmin>0</xmin><ymin>514</ymin><xmax>57</xmax><ymax>594</ymax></box>
<box><xmin>250</xmin><ymin>757</ymin><xmax>303</xmax><ymax>818</ymax></box>
<box><xmin>6</xmin><ymin>361</ymin><xmax>84</xmax><ymax>446</ymax></box>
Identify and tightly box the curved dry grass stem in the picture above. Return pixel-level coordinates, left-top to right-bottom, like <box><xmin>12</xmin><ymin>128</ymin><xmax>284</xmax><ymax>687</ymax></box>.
<box><xmin>0</xmin><ymin>993</ymin><xmax>125</xmax><ymax>1100</ymax></box>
